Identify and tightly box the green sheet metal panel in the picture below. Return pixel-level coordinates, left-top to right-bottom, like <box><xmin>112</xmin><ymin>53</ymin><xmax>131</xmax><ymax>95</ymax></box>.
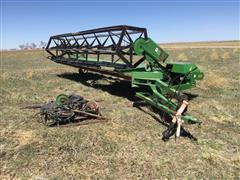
<box><xmin>166</xmin><ymin>62</ymin><xmax>197</xmax><ymax>74</ymax></box>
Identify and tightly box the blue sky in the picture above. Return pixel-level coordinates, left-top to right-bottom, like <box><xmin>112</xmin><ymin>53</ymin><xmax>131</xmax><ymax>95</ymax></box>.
<box><xmin>1</xmin><ymin>0</ymin><xmax>239</xmax><ymax>49</ymax></box>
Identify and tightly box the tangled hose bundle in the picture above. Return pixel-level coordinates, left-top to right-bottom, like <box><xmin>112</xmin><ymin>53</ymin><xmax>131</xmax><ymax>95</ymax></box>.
<box><xmin>31</xmin><ymin>94</ymin><xmax>103</xmax><ymax>126</ymax></box>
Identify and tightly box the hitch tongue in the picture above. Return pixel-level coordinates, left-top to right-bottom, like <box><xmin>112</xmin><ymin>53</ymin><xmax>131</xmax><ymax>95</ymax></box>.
<box><xmin>172</xmin><ymin>100</ymin><xmax>189</xmax><ymax>137</ymax></box>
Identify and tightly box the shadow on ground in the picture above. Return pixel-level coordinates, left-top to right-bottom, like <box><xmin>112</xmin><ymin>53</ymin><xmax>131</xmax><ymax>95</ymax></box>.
<box><xmin>58</xmin><ymin>72</ymin><xmax>136</xmax><ymax>101</ymax></box>
<box><xmin>57</xmin><ymin>71</ymin><xmax>198</xmax><ymax>140</ymax></box>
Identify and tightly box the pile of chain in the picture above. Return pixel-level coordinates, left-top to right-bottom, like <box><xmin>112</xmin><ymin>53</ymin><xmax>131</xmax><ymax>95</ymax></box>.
<box><xmin>30</xmin><ymin>94</ymin><xmax>104</xmax><ymax>126</ymax></box>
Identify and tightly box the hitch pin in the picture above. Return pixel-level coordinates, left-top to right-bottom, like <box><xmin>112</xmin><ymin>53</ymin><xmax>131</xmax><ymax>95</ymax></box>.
<box><xmin>172</xmin><ymin>100</ymin><xmax>189</xmax><ymax>137</ymax></box>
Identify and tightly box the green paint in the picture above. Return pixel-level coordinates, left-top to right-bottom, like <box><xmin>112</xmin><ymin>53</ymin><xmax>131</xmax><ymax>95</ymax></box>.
<box><xmin>65</xmin><ymin>37</ymin><xmax>204</xmax><ymax>124</ymax></box>
<box><xmin>130</xmin><ymin>37</ymin><xmax>204</xmax><ymax>124</ymax></box>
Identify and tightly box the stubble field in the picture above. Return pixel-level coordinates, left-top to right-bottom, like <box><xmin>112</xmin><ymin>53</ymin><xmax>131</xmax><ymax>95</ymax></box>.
<box><xmin>0</xmin><ymin>41</ymin><xmax>239</xmax><ymax>179</ymax></box>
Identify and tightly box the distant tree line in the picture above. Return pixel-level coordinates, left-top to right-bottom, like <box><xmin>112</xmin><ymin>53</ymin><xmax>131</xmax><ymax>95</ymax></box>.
<box><xmin>18</xmin><ymin>41</ymin><xmax>47</xmax><ymax>50</ymax></box>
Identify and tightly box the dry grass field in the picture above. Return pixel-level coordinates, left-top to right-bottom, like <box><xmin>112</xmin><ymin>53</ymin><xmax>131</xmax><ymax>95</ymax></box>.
<box><xmin>0</xmin><ymin>41</ymin><xmax>240</xmax><ymax>179</ymax></box>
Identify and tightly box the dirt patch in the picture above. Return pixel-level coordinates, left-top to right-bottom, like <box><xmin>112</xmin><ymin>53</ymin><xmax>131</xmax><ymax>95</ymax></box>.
<box><xmin>204</xmin><ymin>72</ymin><xmax>229</xmax><ymax>88</ymax></box>
<box><xmin>210</xmin><ymin>49</ymin><xmax>219</xmax><ymax>61</ymax></box>
<box><xmin>0</xmin><ymin>72</ymin><xmax>8</xmax><ymax>81</ymax></box>
<box><xmin>14</xmin><ymin>130</ymin><xmax>35</xmax><ymax>146</ymax></box>
<box><xmin>176</xmin><ymin>53</ymin><xmax>188</xmax><ymax>60</ymax></box>
<box><xmin>233</xmin><ymin>48</ymin><xmax>239</xmax><ymax>54</ymax></box>
<box><xmin>221</xmin><ymin>52</ymin><xmax>231</xmax><ymax>59</ymax></box>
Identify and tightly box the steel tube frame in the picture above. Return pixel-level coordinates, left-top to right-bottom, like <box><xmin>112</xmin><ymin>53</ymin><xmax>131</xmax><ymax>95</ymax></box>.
<box><xmin>46</xmin><ymin>25</ymin><xmax>148</xmax><ymax>70</ymax></box>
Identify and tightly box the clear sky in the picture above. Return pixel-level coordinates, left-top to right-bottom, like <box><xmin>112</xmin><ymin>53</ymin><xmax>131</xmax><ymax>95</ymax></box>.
<box><xmin>1</xmin><ymin>0</ymin><xmax>239</xmax><ymax>49</ymax></box>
